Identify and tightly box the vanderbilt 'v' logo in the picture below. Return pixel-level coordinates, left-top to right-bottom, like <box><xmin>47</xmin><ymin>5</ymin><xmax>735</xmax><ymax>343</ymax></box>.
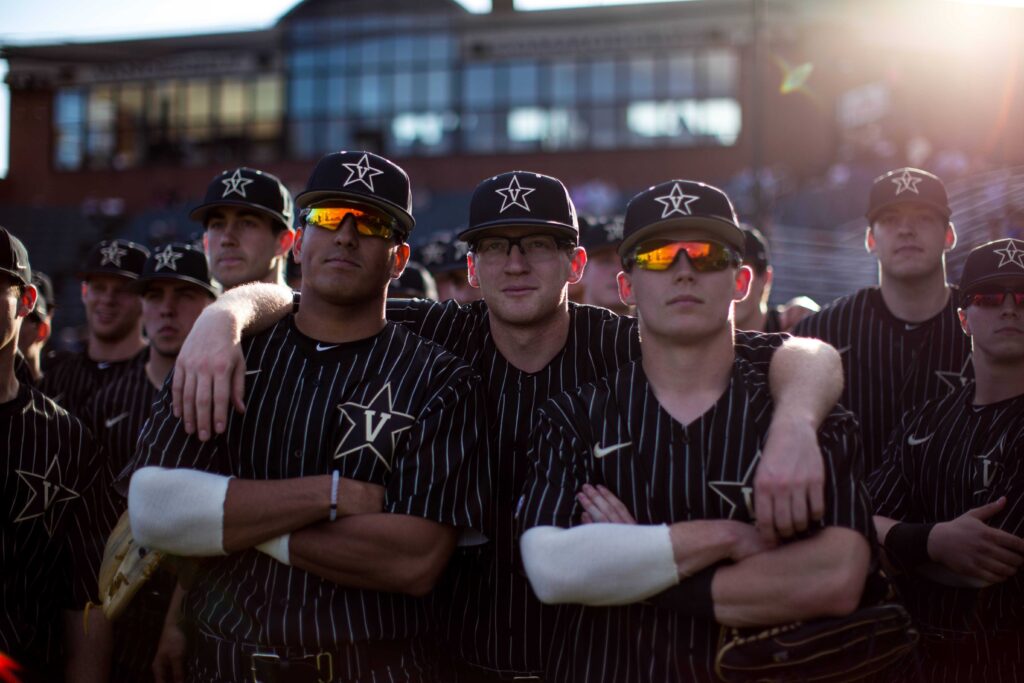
<box><xmin>335</xmin><ymin>384</ymin><xmax>416</xmax><ymax>471</ymax></box>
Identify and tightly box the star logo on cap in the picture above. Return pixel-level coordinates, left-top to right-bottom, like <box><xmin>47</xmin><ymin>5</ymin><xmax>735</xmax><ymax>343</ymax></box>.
<box><xmin>99</xmin><ymin>242</ymin><xmax>128</xmax><ymax>267</ymax></box>
<box><xmin>221</xmin><ymin>169</ymin><xmax>254</xmax><ymax>198</ymax></box>
<box><xmin>453</xmin><ymin>241</ymin><xmax>470</xmax><ymax>259</ymax></box>
<box><xmin>421</xmin><ymin>243</ymin><xmax>446</xmax><ymax>266</ymax></box>
<box><xmin>495</xmin><ymin>175</ymin><xmax>536</xmax><ymax>213</ymax></box>
<box><xmin>604</xmin><ymin>217</ymin><xmax>625</xmax><ymax>241</ymax></box>
<box><xmin>343</xmin><ymin>154</ymin><xmax>384</xmax><ymax>193</ymax></box>
<box><xmin>654</xmin><ymin>183</ymin><xmax>700</xmax><ymax>219</ymax></box>
<box><xmin>154</xmin><ymin>245</ymin><xmax>184</xmax><ymax>272</ymax></box>
<box><xmin>994</xmin><ymin>240</ymin><xmax>1024</xmax><ymax>270</ymax></box>
<box><xmin>890</xmin><ymin>169</ymin><xmax>923</xmax><ymax>195</ymax></box>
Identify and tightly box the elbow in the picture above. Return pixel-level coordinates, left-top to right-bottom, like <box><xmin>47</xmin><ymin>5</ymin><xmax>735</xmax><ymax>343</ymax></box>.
<box><xmin>397</xmin><ymin>529</ymin><xmax>458</xmax><ymax>598</ymax></box>
<box><xmin>813</xmin><ymin>565</ymin><xmax>866</xmax><ymax>617</ymax></box>
<box><xmin>520</xmin><ymin>529</ymin><xmax>574</xmax><ymax>605</ymax></box>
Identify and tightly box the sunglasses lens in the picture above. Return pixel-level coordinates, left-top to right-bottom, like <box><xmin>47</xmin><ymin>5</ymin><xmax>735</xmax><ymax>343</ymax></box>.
<box><xmin>305</xmin><ymin>207</ymin><xmax>397</xmax><ymax>240</ymax></box>
<box><xmin>633</xmin><ymin>241</ymin><xmax>733</xmax><ymax>272</ymax></box>
<box><xmin>968</xmin><ymin>291</ymin><xmax>1024</xmax><ymax>307</ymax></box>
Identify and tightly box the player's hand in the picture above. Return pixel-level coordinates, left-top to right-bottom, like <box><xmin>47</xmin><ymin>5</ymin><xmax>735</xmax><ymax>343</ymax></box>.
<box><xmin>778</xmin><ymin>297</ymin><xmax>819</xmax><ymax>331</ymax></box>
<box><xmin>339</xmin><ymin>479</ymin><xmax>386</xmax><ymax>516</ymax></box>
<box><xmin>927</xmin><ymin>497</ymin><xmax>1024</xmax><ymax>585</ymax></box>
<box><xmin>755</xmin><ymin>417</ymin><xmax>825</xmax><ymax>544</ymax></box>
<box><xmin>721</xmin><ymin>521</ymin><xmax>774</xmax><ymax>562</ymax></box>
<box><xmin>172</xmin><ymin>307</ymin><xmax>246</xmax><ymax>441</ymax></box>
<box><xmin>577</xmin><ymin>484</ymin><xmax>637</xmax><ymax>524</ymax></box>
<box><xmin>152</xmin><ymin>619</ymin><xmax>187</xmax><ymax>683</ymax></box>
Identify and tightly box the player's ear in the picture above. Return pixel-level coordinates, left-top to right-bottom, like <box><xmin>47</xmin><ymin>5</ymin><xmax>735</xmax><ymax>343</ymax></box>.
<box><xmin>957</xmin><ymin>307</ymin><xmax>971</xmax><ymax>336</ymax></box>
<box><xmin>292</xmin><ymin>228</ymin><xmax>305</xmax><ymax>262</ymax></box>
<box><xmin>944</xmin><ymin>222</ymin><xmax>957</xmax><ymax>251</ymax></box>
<box><xmin>276</xmin><ymin>228</ymin><xmax>296</xmax><ymax>257</ymax></box>
<box><xmin>202</xmin><ymin>232</ymin><xmax>210</xmax><ymax>254</ymax></box>
<box><xmin>390</xmin><ymin>243</ymin><xmax>411</xmax><ymax>279</ymax></box>
<box><xmin>617</xmin><ymin>269</ymin><xmax>636</xmax><ymax>307</ymax></box>
<box><xmin>567</xmin><ymin>246</ymin><xmax>587</xmax><ymax>285</ymax></box>
<box><xmin>467</xmin><ymin>252</ymin><xmax>481</xmax><ymax>289</ymax></box>
<box><xmin>80</xmin><ymin>281</ymin><xmax>89</xmax><ymax>304</ymax></box>
<box><xmin>35</xmin><ymin>318</ymin><xmax>51</xmax><ymax>344</ymax></box>
<box><xmin>865</xmin><ymin>226</ymin><xmax>876</xmax><ymax>254</ymax></box>
<box><xmin>734</xmin><ymin>265</ymin><xmax>753</xmax><ymax>302</ymax></box>
<box><xmin>17</xmin><ymin>285</ymin><xmax>38</xmax><ymax>319</ymax></box>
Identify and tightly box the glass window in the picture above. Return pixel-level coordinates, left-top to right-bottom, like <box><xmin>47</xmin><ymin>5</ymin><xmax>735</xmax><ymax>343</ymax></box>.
<box><xmin>254</xmin><ymin>75</ymin><xmax>283</xmax><ymax>121</ymax></box>
<box><xmin>394</xmin><ymin>36</ymin><xmax>415</xmax><ymax>64</ymax></box>
<box><xmin>218</xmin><ymin>78</ymin><xmax>246</xmax><ymax>127</ymax></box>
<box><xmin>462</xmin><ymin>111</ymin><xmax>497</xmax><ymax>152</ymax></box>
<box><xmin>55</xmin><ymin>88</ymin><xmax>85</xmax><ymax>125</ymax></box>
<box><xmin>587</xmin><ymin>60</ymin><xmax>616</xmax><ymax>104</ymax></box>
<box><xmin>358</xmin><ymin>39</ymin><xmax>382</xmax><ymax>65</ymax></box>
<box><xmin>629</xmin><ymin>57</ymin><xmax>656</xmax><ymax>99</ymax></box>
<box><xmin>426</xmin><ymin>70</ymin><xmax>451</xmax><ymax>109</ymax></box>
<box><xmin>394</xmin><ymin>71</ymin><xmax>415</xmax><ymax>110</ymax></box>
<box><xmin>463</xmin><ymin>64</ymin><xmax>495</xmax><ymax>111</ymax></box>
<box><xmin>357</xmin><ymin>73</ymin><xmax>382</xmax><ymax>115</ymax></box>
<box><xmin>507</xmin><ymin>61</ymin><xmax>539</xmax><ymax>107</ymax></box>
<box><xmin>427</xmin><ymin>33</ymin><xmax>454</xmax><ymax>63</ymax></box>
<box><xmin>290</xmin><ymin>77</ymin><xmax>316</xmax><ymax>118</ymax></box>
<box><xmin>703</xmin><ymin>49</ymin><xmax>738</xmax><ymax>97</ymax></box>
<box><xmin>146</xmin><ymin>81</ymin><xmax>181</xmax><ymax>129</ymax></box>
<box><xmin>548</xmin><ymin>62</ymin><xmax>576</xmax><ymax>106</ymax></box>
<box><xmin>326</xmin><ymin>120</ymin><xmax>352</xmax><ymax>151</ymax></box>
<box><xmin>185</xmin><ymin>80</ymin><xmax>211</xmax><ymax>125</ymax></box>
<box><xmin>668</xmin><ymin>53</ymin><xmax>697</xmax><ymax>98</ymax></box>
<box><xmin>588</xmin><ymin>106</ymin><xmax>618</xmax><ymax>148</ymax></box>
<box><xmin>626</xmin><ymin>98</ymin><xmax>741</xmax><ymax>145</ymax></box>
<box><xmin>327</xmin><ymin>76</ymin><xmax>351</xmax><ymax>115</ymax></box>
<box><xmin>290</xmin><ymin>48</ymin><xmax>318</xmax><ymax>71</ymax></box>
<box><xmin>289</xmin><ymin>121</ymin><xmax>318</xmax><ymax>158</ymax></box>
<box><xmin>327</xmin><ymin>44</ymin><xmax>347</xmax><ymax>68</ymax></box>
<box><xmin>88</xmin><ymin>86</ymin><xmax>116</xmax><ymax>128</ymax></box>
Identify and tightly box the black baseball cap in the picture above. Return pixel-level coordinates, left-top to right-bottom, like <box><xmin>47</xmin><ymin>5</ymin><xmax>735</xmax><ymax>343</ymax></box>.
<box><xmin>132</xmin><ymin>243</ymin><xmax>219</xmax><ymax>298</ymax></box>
<box><xmin>580</xmin><ymin>215</ymin><xmax>625</xmax><ymax>253</ymax></box>
<box><xmin>190</xmin><ymin>167</ymin><xmax>295</xmax><ymax>232</ymax></box>
<box><xmin>78</xmin><ymin>239</ymin><xmax>150</xmax><ymax>281</ymax></box>
<box><xmin>867</xmin><ymin>167</ymin><xmax>951</xmax><ymax>223</ymax></box>
<box><xmin>959</xmin><ymin>238</ymin><xmax>1024</xmax><ymax>297</ymax></box>
<box><xmin>418</xmin><ymin>233</ymin><xmax>469</xmax><ymax>275</ymax></box>
<box><xmin>619</xmin><ymin>180</ymin><xmax>745</xmax><ymax>259</ymax></box>
<box><xmin>296</xmin><ymin>151</ymin><xmax>415</xmax><ymax>236</ymax></box>
<box><xmin>742</xmin><ymin>225</ymin><xmax>771</xmax><ymax>272</ymax></box>
<box><xmin>28</xmin><ymin>272</ymin><xmax>54</xmax><ymax>319</ymax></box>
<box><xmin>0</xmin><ymin>226</ymin><xmax>31</xmax><ymax>286</ymax></box>
<box><xmin>460</xmin><ymin>171</ymin><xmax>578</xmax><ymax>244</ymax></box>
<box><xmin>389</xmin><ymin>261</ymin><xmax>438</xmax><ymax>300</ymax></box>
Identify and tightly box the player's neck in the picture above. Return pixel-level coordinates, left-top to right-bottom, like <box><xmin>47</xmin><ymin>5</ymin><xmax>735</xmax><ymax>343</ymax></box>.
<box><xmin>878</xmin><ymin>269</ymin><xmax>950</xmax><ymax>323</ymax></box>
<box><xmin>88</xmin><ymin>329</ymin><xmax>146</xmax><ymax>363</ymax></box>
<box><xmin>734</xmin><ymin>304</ymin><xmax>767</xmax><ymax>333</ymax></box>
<box><xmin>0</xmin><ymin>339</ymin><xmax>19</xmax><ymax>404</ymax></box>
<box><xmin>145</xmin><ymin>349</ymin><xmax>175</xmax><ymax>390</ymax></box>
<box><xmin>488</xmin><ymin>304</ymin><xmax>571</xmax><ymax>374</ymax></box>
<box><xmin>641</xmin><ymin>324</ymin><xmax>735</xmax><ymax>427</ymax></box>
<box><xmin>294</xmin><ymin>291</ymin><xmax>387</xmax><ymax>344</ymax></box>
<box><xmin>971</xmin><ymin>354</ymin><xmax>1024</xmax><ymax>405</ymax></box>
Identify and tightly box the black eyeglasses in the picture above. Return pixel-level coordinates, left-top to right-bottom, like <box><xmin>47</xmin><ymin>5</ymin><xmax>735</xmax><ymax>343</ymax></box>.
<box><xmin>964</xmin><ymin>290</ymin><xmax>1024</xmax><ymax>308</ymax></box>
<box><xmin>471</xmin><ymin>234</ymin><xmax>575</xmax><ymax>263</ymax></box>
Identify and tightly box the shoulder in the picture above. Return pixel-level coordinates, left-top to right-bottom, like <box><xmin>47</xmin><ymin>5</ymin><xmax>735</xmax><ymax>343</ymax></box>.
<box><xmin>791</xmin><ymin>288</ymin><xmax>875</xmax><ymax>336</ymax></box>
<box><xmin>22</xmin><ymin>385</ymin><xmax>91</xmax><ymax>438</ymax></box>
<box><xmin>540</xmin><ymin>362</ymin><xmax>631</xmax><ymax>433</ymax></box>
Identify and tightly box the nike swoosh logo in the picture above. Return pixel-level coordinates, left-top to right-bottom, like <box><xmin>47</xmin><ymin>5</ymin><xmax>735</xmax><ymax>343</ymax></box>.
<box><xmin>907</xmin><ymin>434</ymin><xmax>933</xmax><ymax>446</ymax></box>
<box><xmin>105</xmin><ymin>412</ymin><xmax>131</xmax><ymax>428</ymax></box>
<box><xmin>245</xmin><ymin>370</ymin><xmax>261</xmax><ymax>376</ymax></box>
<box><xmin>836</xmin><ymin>345</ymin><xmax>851</xmax><ymax>355</ymax></box>
<box><xmin>593</xmin><ymin>442</ymin><xmax>632</xmax><ymax>459</ymax></box>
<box><xmin>97</xmin><ymin>362</ymin><xmax>112</xmax><ymax>369</ymax></box>
<box><xmin>316</xmin><ymin>343</ymin><xmax>339</xmax><ymax>352</ymax></box>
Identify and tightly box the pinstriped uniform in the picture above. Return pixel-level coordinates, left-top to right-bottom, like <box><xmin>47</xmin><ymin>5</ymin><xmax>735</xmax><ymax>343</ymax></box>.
<box><xmin>517</xmin><ymin>358</ymin><xmax>875</xmax><ymax>683</ymax></box>
<box><xmin>39</xmin><ymin>347</ymin><xmax>149</xmax><ymax>418</ymax></box>
<box><xmin>129</xmin><ymin>316</ymin><xmax>486</xmax><ymax>683</ymax></box>
<box><xmin>385</xmin><ymin>299</ymin><xmax>785</xmax><ymax>677</ymax></box>
<box><xmin>792</xmin><ymin>287</ymin><xmax>972</xmax><ymax>475</ymax></box>
<box><xmin>868</xmin><ymin>383</ymin><xmax>1024</xmax><ymax>679</ymax></box>
<box><xmin>1</xmin><ymin>384</ymin><xmax>105</xmax><ymax>674</ymax></box>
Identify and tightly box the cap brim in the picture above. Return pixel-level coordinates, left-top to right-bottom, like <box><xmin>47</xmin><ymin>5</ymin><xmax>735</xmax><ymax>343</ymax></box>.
<box><xmin>131</xmin><ymin>273</ymin><xmax>219</xmax><ymax>298</ymax></box>
<box><xmin>618</xmin><ymin>217</ymin><xmax>745</xmax><ymax>258</ymax></box>
<box><xmin>961</xmin><ymin>272</ymin><xmax>1024</xmax><ymax>294</ymax></box>
<box><xmin>77</xmin><ymin>268</ymin><xmax>141</xmax><ymax>281</ymax></box>
<box><xmin>189</xmin><ymin>200</ymin><xmax>292</xmax><ymax>232</ymax></box>
<box><xmin>0</xmin><ymin>267</ymin><xmax>30</xmax><ymax>286</ymax></box>
<box><xmin>867</xmin><ymin>198</ymin><xmax>952</xmax><ymax>223</ymax></box>
<box><xmin>458</xmin><ymin>220</ymin><xmax>577</xmax><ymax>244</ymax></box>
<box><xmin>295</xmin><ymin>190</ymin><xmax>415</xmax><ymax>235</ymax></box>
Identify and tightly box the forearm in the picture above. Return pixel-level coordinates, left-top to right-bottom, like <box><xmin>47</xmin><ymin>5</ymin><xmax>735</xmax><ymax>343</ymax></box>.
<box><xmin>768</xmin><ymin>337</ymin><xmax>843</xmax><ymax>426</ymax></box>
<box><xmin>65</xmin><ymin>608</ymin><xmax>111</xmax><ymax>683</ymax></box>
<box><xmin>289</xmin><ymin>513</ymin><xmax>458</xmax><ymax>597</ymax></box>
<box><xmin>206</xmin><ymin>282</ymin><xmax>293</xmax><ymax>338</ymax></box>
<box><xmin>712</xmin><ymin>527</ymin><xmax>870</xmax><ymax>627</ymax></box>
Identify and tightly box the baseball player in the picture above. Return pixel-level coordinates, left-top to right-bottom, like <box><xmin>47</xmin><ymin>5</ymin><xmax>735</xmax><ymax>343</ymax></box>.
<box><xmin>0</xmin><ymin>227</ymin><xmax>110</xmax><ymax>682</ymax></box>
<box><xmin>517</xmin><ymin>181</ymin><xmax>875</xmax><ymax>682</ymax></box>
<box><xmin>388</xmin><ymin>260</ymin><xmax>439</xmax><ymax>300</ymax></box>
<box><xmin>869</xmin><ymin>238</ymin><xmax>1024</xmax><ymax>680</ymax></box>
<box><xmin>734</xmin><ymin>226</ymin><xmax>819</xmax><ymax>333</ymax></box>
<box><xmin>190</xmin><ymin>166</ymin><xmax>295</xmax><ymax>290</ymax></box>
<box><xmin>418</xmin><ymin>233</ymin><xmax>479</xmax><ymax>303</ymax></box>
<box><xmin>83</xmin><ymin>243</ymin><xmax>218</xmax><ymax>683</ymax></box>
<box><xmin>126</xmin><ymin>151</ymin><xmax>487</xmax><ymax>683</ymax></box>
<box><xmin>792</xmin><ymin>167</ymin><xmax>973</xmax><ymax>474</ymax></box>
<box><xmin>169</xmin><ymin>169</ymin><xmax>846</xmax><ymax>681</ymax></box>
<box><xmin>39</xmin><ymin>239</ymin><xmax>150</xmax><ymax>416</ymax></box>
<box><xmin>16</xmin><ymin>271</ymin><xmax>56</xmax><ymax>383</ymax></box>
<box><xmin>576</xmin><ymin>215</ymin><xmax>632</xmax><ymax>316</ymax></box>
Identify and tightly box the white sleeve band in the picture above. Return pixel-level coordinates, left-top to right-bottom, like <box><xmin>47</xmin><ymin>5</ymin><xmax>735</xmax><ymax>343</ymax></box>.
<box><xmin>520</xmin><ymin>524</ymin><xmax>679</xmax><ymax>606</ymax></box>
<box><xmin>128</xmin><ymin>467</ymin><xmax>231</xmax><ymax>556</ymax></box>
<box><xmin>255</xmin><ymin>534</ymin><xmax>291</xmax><ymax>565</ymax></box>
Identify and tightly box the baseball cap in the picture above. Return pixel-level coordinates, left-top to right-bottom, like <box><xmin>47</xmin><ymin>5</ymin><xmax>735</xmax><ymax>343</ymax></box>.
<box><xmin>189</xmin><ymin>167</ymin><xmax>295</xmax><ymax>232</ymax></box>
<box><xmin>78</xmin><ymin>239</ymin><xmax>150</xmax><ymax>281</ymax></box>
<box><xmin>867</xmin><ymin>167</ymin><xmax>951</xmax><ymax>223</ymax></box>
<box><xmin>580</xmin><ymin>215</ymin><xmax>625</xmax><ymax>253</ymax></box>
<box><xmin>296</xmin><ymin>151</ymin><xmax>414</xmax><ymax>236</ymax></box>
<box><xmin>418</xmin><ymin>233</ymin><xmax>469</xmax><ymax>275</ymax></box>
<box><xmin>28</xmin><ymin>272</ymin><xmax>54</xmax><ymax>319</ymax></box>
<box><xmin>619</xmin><ymin>180</ymin><xmax>745</xmax><ymax>259</ymax></box>
<box><xmin>460</xmin><ymin>171</ymin><xmax>578</xmax><ymax>244</ymax></box>
<box><xmin>959</xmin><ymin>238</ymin><xmax>1024</xmax><ymax>295</ymax></box>
<box><xmin>741</xmin><ymin>225</ymin><xmax>771</xmax><ymax>272</ymax></box>
<box><xmin>132</xmin><ymin>243</ymin><xmax>219</xmax><ymax>298</ymax></box>
<box><xmin>0</xmin><ymin>226</ymin><xmax>31</xmax><ymax>286</ymax></box>
<box><xmin>389</xmin><ymin>261</ymin><xmax>438</xmax><ymax>300</ymax></box>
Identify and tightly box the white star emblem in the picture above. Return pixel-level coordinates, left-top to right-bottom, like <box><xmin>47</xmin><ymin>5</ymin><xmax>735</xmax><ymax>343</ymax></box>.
<box><xmin>994</xmin><ymin>240</ymin><xmax>1024</xmax><ymax>270</ymax></box>
<box><xmin>342</xmin><ymin>154</ymin><xmax>385</xmax><ymax>192</ymax></box>
<box><xmin>495</xmin><ymin>175</ymin><xmax>536</xmax><ymax>213</ymax></box>
<box><xmin>709</xmin><ymin>452</ymin><xmax>760</xmax><ymax>521</ymax></box>
<box><xmin>603</xmin><ymin>217</ymin><xmax>625</xmax><ymax>241</ymax></box>
<box><xmin>890</xmin><ymin>169</ymin><xmax>923</xmax><ymax>195</ymax></box>
<box><xmin>335</xmin><ymin>384</ymin><xmax>416</xmax><ymax>472</ymax></box>
<box><xmin>421</xmin><ymin>243</ymin><xmax>447</xmax><ymax>266</ymax></box>
<box><xmin>154</xmin><ymin>245</ymin><xmax>184</xmax><ymax>271</ymax></box>
<box><xmin>99</xmin><ymin>242</ymin><xmax>128</xmax><ymax>267</ymax></box>
<box><xmin>935</xmin><ymin>354</ymin><xmax>972</xmax><ymax>392</ymax></box>
<box><xmin>221</xmin><ymin>169</ymin><xmax>254</xmax><ymax>198</ymax></box>
<box><xmin>453</xmin><ymin>241</ymin><xmax>470</xmax><ymax>259</ymax></box>
<box><xmin>653</xmin><ymin>183</ymin><xmax>700</xmax><ymax>219</ymax></box>
<box><xmin>973</xmin><ymin>433</ymin><xmax>1007</xmax><ymax>496</ymax></box>
<box><xmin>14</xmin><ymin>457</ymin><xmax>81</xmax><ymax>537</ymax></box>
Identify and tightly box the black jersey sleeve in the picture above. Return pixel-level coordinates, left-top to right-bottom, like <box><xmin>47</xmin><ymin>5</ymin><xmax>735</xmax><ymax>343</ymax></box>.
<box><xmin>129</xmin><ymin>384</ymin><xmax>232</xmax><ymax>476</ymax></box>
<box><xmin>866</xmin><ymin>411</ymin><xmax>918</xmax><ymax>522</ymax></box>
<box><xmin>734</xmin><ymin>330</ymin><xmax>788</xmax><ymax>375</ymax></box>
<box><xmin>817</xmin><ymin>412</ymin><xmax>876</xmax><ymax>539</ymax></box>
<box><xmin>64</xmin><ymin>425</ymin><xmax>109</xmax><ymax>609</ymax></box>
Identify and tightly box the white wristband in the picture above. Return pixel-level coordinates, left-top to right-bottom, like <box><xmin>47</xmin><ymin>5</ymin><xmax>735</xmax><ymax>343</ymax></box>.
<box><xmin>128</xmin><ymin>467</ymin><xmax>231</xmax><ymax>556</ymax></box>
<box><xmin>330</xmin><ymin>470</ymin><xmax>340</xmax><ymax>522</ymax></box>
<box><xmin>255</xmin><ymin>534</ymin><xmax>291</xmax><ymax>565</ymax></box>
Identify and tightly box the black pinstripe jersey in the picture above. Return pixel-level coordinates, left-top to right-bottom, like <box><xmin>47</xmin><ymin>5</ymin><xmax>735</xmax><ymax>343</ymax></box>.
<box><xmin>1</xmin><ymin>384</ymin><xmax>105</xmax><ymax>669</ymax></box>
<box><xmin>39</xmin><ymin>347</ymin><xmax>148</xmax><ymax>419</ymax></box>
<box><xmin>868</xmin><ymin>383</ymin><xmax>1024</xmax><ymax>674</ymax></box>
<box><xmin>517</xmin><ymin>357</ymin><xmax>875</xmax><ymax>683</ymax></box>
<box><xmin>792</xmin><ymin>287</ymin><xmax>972</xmax><ymax>475</ymax></box>
<box><xmin>130</xmin><ymin>316</ymin><xmax>486</xmax><ymax>656</ymax></box>
<box><xmin>385</xmin><ymin>299</ymin><xmax>786</xmax><ymax>675</ymax></box>
<box><xmin>13</xmin><ymin>350</ymin><xmax>34</xmax><ymax>386</ymax></box>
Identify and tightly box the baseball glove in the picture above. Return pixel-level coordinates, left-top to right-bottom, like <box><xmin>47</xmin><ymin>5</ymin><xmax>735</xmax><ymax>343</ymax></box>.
<box><xmin>714</xmin><ymin>602</ymin><xmax>918</xmax><ymax>682</ymax></box>
<box><xmin>97</xmin><ymin>510</ymin><xmax>165</xmax><ymax>620</ymax></box>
